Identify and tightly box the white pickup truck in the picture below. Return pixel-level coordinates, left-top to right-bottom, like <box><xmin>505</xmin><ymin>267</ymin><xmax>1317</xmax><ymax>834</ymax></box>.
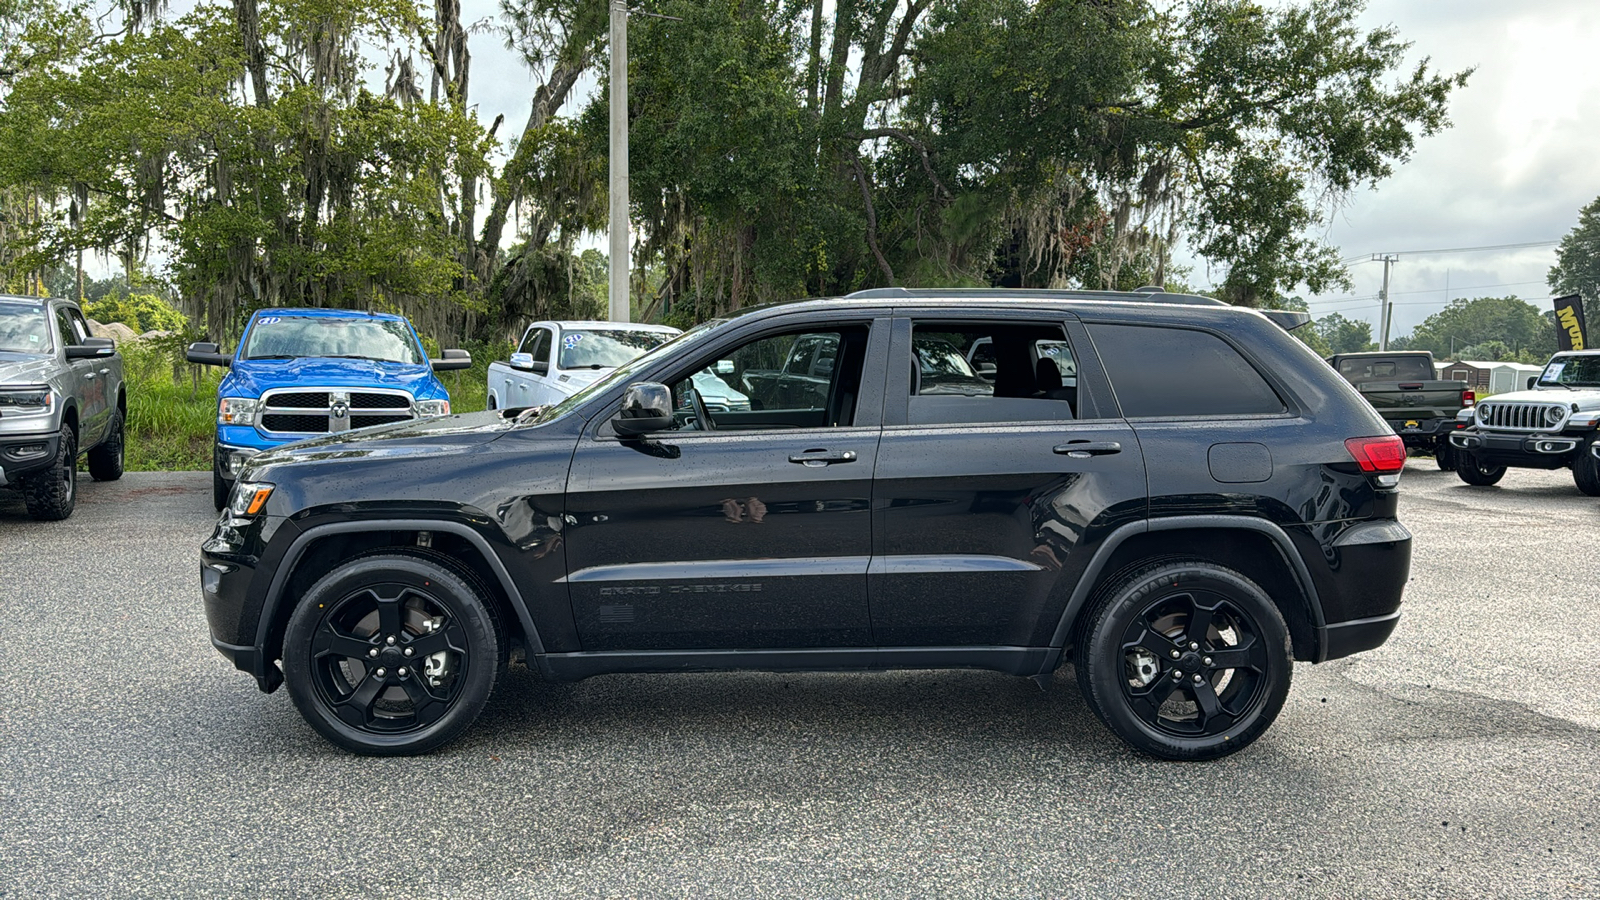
<box><xmin>487</xmin><ymin>320</ymin><xmax>752</xmax><ymax>412</ymax></box>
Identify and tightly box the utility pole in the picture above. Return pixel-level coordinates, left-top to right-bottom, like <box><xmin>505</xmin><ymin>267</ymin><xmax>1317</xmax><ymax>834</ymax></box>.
<box><xmin>607</xmin><ymin>0</ymin><xmax>630</xmax><ymax>323</ymax></box>
<box><xmin>1373</xmin><ymin>253</ymin><xmax>1398</xmax><ymax>350</ymax></box>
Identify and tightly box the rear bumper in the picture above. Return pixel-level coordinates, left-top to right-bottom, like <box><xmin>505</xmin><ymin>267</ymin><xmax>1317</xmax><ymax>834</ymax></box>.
<box><xmin>1315</xmin><ymin>519</ymin><xmax>1412</xmax><ymax>662</ymax></box>
<box><xmin>1318</xmin><ymin>611</ymin><xmax>1402</xmax><ymax>661</ymax></box>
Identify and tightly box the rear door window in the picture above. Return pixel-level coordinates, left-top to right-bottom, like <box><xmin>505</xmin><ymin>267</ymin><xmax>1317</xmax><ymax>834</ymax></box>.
<box><xmin>1087</xmin><ymin>323</ymin><xmax>1285</xmax><ymax>418</ymax></box>
<box><xmin>906</xmin><ymin>321</ymin><xmax>1080</xmax><ymax>424</ymax></box>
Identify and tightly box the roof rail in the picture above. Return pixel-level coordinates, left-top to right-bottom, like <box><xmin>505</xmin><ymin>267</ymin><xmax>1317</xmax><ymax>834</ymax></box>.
<box><xmin>841</xmin><ymin>287</ymin><xmax>1312</xmax><ymax>332</ymax></box>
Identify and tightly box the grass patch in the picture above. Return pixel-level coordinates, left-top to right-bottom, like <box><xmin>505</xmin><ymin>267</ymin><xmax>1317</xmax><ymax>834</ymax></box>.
<box><xmin>117</xmin><ymin>338</ymin><xmax>514</xmax><ymax>472</ymax></box>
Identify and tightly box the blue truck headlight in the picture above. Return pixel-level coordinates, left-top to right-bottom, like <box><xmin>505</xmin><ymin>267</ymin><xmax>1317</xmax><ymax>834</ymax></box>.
<box><xmin>218</xmin><ymin>397</ymin><xmax>261</xmax><ymax>426</ymax></box>
<box><xmin>414</xmin><ymin>399</ymin><xmax>450</xmax><ymax>417</ymax></box>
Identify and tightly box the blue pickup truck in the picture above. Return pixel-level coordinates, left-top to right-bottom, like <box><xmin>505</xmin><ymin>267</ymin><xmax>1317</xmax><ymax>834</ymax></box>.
<box><xmin>186</xmin><ymin>308</ymin><xmax>470</xmax><ymax>509</ymax></box>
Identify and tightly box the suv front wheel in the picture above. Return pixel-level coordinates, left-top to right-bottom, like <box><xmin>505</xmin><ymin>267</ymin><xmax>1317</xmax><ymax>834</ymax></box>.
<box><xmin>1076</xmin><ymin>561</ymin><xmax>1292</xmax><ymax>760</ymax></box>
<box><xmin>1454</xmin><ymin>453</ymin><xmax>1506</xmax><ymax>486</ymax></box>
<box><xmin>282</xmin><ymin>553</ymin><xmax>502</xmax><ymax>755</ymax></box>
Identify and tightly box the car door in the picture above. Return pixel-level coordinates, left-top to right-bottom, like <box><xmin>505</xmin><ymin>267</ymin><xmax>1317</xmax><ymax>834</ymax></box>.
<box><xmin>561</xmin><ymin>317</ymin><xmax>889</xmax><ymax>652</ymax></box>
<box><xmin>869</xmin><ymin>312</ymin><xmax>1148</xmax><ymax>648</ymax></box>
<box><xmin>52</xmin><ymin>306</ymin><xmax>105</xmax><ymax>446</ymax></box>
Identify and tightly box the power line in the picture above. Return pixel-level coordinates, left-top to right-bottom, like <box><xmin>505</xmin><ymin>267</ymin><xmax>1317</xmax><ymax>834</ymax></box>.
<box><xmin>1341</xmin><ymin>240</ymin><xmax>1558</xmax><ymax>264</ymax></box>
<box><xmin>1308</xmin><ymin>279</ymin><xmax>1551</xmax><ymax>308</ymax></box>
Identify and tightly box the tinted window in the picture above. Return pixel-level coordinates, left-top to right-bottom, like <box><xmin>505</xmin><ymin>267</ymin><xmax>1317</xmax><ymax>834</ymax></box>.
<box><xmin>1089</xmin><ymin>324</ymin><xmax>1284</xmax><ymax>418</ymax></box>
<box><xmin>528</xmin><ymin>329</ymin><xmax>552</xmax><ymax>363</ymax></box>
<box><xmin>907</xmin><ymin>322</ymin><xmax>1077</xmax><ymax>424</ymax></box>
<box><xmin>664</xmin><ymin>327</ymin><xmax>869</xmax><ymax>431</ymax></box>
<box><xmin>1337</xmin><ymin>356</ymin><xmax>1434</xmax><ymax>383</ymax></box>
<box><xmin>54</xmin><ymin>309</ymin><xmax>78</xmax><ymax>348</ymax></box>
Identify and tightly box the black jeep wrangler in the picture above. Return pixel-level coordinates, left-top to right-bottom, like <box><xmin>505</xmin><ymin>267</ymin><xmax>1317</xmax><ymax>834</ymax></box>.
<box><xmin>200</xmin><ymin>289</ymin><xmax>1412</xmax><ymax>760</ymax></box>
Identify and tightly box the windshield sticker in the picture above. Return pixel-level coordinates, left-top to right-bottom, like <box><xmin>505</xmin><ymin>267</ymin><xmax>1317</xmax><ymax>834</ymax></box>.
<box><xmin>29</xmin><ymin>334</ymin><xmax>39</xmax><ymax>343</ymax></box>
<box><xmin>257</xmin><ymin>316</ymin><xmax>282</xmax><ymax>325</ymax></box>
<box><xmin>1543</xmin><ymin>361</ymin><xmax>1566</xmax><ymax>382</ymax></box>
<box><xmin>562</xmin><ymin>333</ymin><xmax>583</xmax><ymax>349</ymax></box>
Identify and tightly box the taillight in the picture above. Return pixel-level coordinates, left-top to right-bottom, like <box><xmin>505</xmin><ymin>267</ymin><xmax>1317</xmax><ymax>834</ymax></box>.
<box><xmin>1345</xmin><ymin>435</ymin><xmax>1407</xmax><ymax>474</ymax></box>
<box><xmin>1461</xmin><ymin>389</ymin><xmax>1475</xmax><ymax>408</ymax></box>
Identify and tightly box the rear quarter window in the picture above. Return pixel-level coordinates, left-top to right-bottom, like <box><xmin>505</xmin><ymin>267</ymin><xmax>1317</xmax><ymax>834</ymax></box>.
<box><xmin>1087</xmin><ymin>323</ymin><xmax>1286</xmax><ymax>418</ymax></box>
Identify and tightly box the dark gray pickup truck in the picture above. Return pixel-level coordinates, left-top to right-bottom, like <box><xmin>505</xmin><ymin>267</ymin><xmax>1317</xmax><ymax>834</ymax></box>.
<box><xmin>1328</xmin><ymin>351</ymin><xmax>1473</xmax><ymax>466</ymax></box>
<box><xmin>0</xmin><ymin>295</ymin><xmax>125</xmax><ymax>520</ymax></box>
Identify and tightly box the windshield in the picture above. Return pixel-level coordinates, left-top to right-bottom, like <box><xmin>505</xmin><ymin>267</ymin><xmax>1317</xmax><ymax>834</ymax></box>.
<box><xmin>529</xmin><ymin>319</ymin><xmax>730</xmax><ymax>425</ymax></box>
<box><xmin>558</xmin><ymin>329</ymin><xmax>674</xmax><ymax>369</ymax></box>
<box><xmin>1538</xmin><ymin>355</ymin><xmax>1600</xmax><ymax>387</ymax></box>
<box><xmin>1337</xmin><ymin>356</ymin><xmax>1435</xmax><ymax>383</ymax></box>
<box><xmin>241</xmin><ymin>315</ymin><xmax>423</xmax><ymax>363</ymax></box>
<box><xmin>0</xmin><ymin>302</ymin><xmax>50</xmax><ymax>354</ymax></box>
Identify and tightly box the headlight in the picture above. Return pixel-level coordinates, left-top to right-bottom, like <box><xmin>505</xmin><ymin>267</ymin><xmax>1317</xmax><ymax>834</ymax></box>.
<box><xmin>1544</xmin><ymin>406</ymin><xmax>1565</xmax><ymax>426</ymax></box>
<box><xmin>414</xmin><ymin>399</ymin><xmax>450</xmax><ymax>416</ymax></box>
<box><xmin>227</xmin><ymin>481</ymin><xmax>275</xmax><ymax>517</ymax></box>
<box><xmin>0</xmin><ymin>387</ymin><xmax>52</xmax><ymax>415</ymax></box>
<box><xmin>218</xmin><ymin>397</ymin><xmax>261</xmax><ymax>426</ymax></box>
<box><xmin>1478</xmin><ymin>405</ymin><xmax>1492</xmax><ymax>420</ymax></box>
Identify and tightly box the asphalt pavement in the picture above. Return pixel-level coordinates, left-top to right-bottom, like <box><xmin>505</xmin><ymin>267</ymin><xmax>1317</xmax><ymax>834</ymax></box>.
<box><xmin>2</xmin><ymin>463</ymin><xmax>1597</xmax><ymax>898</ymax></box>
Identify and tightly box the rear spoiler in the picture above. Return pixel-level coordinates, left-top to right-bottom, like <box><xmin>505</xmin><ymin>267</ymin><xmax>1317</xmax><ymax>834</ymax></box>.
<box><xmin>1261</xmin><ymin>309</ymin><xmax>1313</xmax><ymax>331</ymax></box>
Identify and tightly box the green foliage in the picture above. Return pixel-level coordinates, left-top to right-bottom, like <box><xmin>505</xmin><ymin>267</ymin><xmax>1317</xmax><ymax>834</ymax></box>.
<box><xmin>1314</xmin><ymin>312</ymin><xmax>1375</xmax><ymax>355</ymax></box>
<box><xmin>1406</xmin><ymin>296</ymin><xmax>1556</xmax><ymax>361</ymax></box>
<box><xmin>82</xmin><ymin>292</ymin><xmax>188</xmax><ymax>333</ymax></box>
<box><xmin>1548</xmin><ymin>194</ymin><xmax>1600</xmax><ymax>328</ymax></box>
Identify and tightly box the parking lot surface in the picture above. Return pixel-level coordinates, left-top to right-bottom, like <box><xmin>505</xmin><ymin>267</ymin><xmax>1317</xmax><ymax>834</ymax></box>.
<box><xmin>2</xmin><ymin>463</ymin><xmax>1597</xmax><ymax>898</ymax></box>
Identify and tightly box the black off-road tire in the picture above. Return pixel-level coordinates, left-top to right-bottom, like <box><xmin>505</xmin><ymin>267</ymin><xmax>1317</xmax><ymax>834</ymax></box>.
<box><xmin>212</xmin><ymin>462</ymin><xmax>228</xmax><ymax>511</ymax></box>
<box><xmin>1434</xmin><ymin>439</ymin><xmax>1454</xmax><ymax>471</ymax></box>
<box><xmin>1455</xmin><ymin>453</ymin><xmax>1506</xmax><ymax>486</ymax></box>
<box><xmin>1574</xmin><ymin>435</ymin><xmax>1600</xmax><ymax>497</ymax></box>
<box><xmin>282</xmin><ymin>553</ymin><xmax>502</xmax><ymax>755</ymax></box>
<box><xmin>21</xmin><ymin>423</ymin><xmax>77</xmax><ymax>521</ymax></box>
<box><xmin>87</xmin><ymin>408</ymin><xmax>125</xmax><ymax>481</ymax></box>
<box><xmin>1075</xmin><ymin>560</ymin><xmax>1292</xmax><ymax>761</ymax></box>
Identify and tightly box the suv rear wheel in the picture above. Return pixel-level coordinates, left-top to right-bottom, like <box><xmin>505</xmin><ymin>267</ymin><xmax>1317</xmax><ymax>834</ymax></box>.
<box><xmin>1455</xmin><ymin>453</ymin><xmax>1506</xmax><ymax>486</ymax></box>
<box><xmin>282</xmin><ymin>553</ymin><xmax>501</xmax><ymax>755</ymax></box>
<box><xmin>1075</xmin><ymin>560</ymin><xmax>1291</xmax><ymax>760</ymax></box>
<box><xmin>87</xmin><ymin>408</ymin><xmax>125</xmax><ymax>481</ymax></box>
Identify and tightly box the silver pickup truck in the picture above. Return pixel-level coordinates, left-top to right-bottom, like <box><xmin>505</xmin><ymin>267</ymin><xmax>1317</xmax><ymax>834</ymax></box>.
<box><xmin>0</xmin><ymin>294</ymin><xmax>125</xmax><ymax>520</ymax></box>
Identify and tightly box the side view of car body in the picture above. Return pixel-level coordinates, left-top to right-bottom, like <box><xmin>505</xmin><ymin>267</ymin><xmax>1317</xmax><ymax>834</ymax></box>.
<box><xmin>186</xmin><ymin>308</ymin><xmax>471</xmax><ymax>509</ymax></box>
<box><xmin>200</xmin><ymin>288</ymin><xmax>1410</xmax><ymax>760</ymax></box>
<box><xmin>0</xmin><ymin>294</ymin><xmax>125</xmax><ymax>520</ymax></box>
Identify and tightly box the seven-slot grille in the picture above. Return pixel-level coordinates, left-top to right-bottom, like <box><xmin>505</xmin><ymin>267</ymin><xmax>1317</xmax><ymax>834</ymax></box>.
<box><xmin>1477</xmin><ymin>401</ymin><xmax>1564</xmax><ymax>431</ymax></box>
<box><xmin>259</xmin><ymin>388</ymin><xmax>416</xmax><ymax>435</ymax></box>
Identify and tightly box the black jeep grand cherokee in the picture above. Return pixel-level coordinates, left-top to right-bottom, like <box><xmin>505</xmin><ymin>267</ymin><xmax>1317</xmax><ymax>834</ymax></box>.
<box><xmin>201</xmin><ymin>289</ymin><xmax>1411</xmax><ymax>759</ymax></box>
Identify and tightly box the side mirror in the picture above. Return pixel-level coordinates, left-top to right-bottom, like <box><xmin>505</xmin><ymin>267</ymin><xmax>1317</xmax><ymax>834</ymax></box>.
<box><xmin>714</xmin><ymin>359</ymin><xmax>735</xmax><ymax>375</ymax></box>
<box><xmin>613</xmin><ymin>382</ymin><xmax>673</xmax><ymax>436</ymax></box>
<box><xmin>186</xmin><ymin>341</ymin><xmax>230</xmax><ymax>367</ymax></box>
<box><xmin>1526</xmin><ymin>376</ymin><xmax>1538</xmax><ymax>390</ymax></box>
<box><xmin>510</xmin><ymin>352</ymin><xmax>548</xmax><ymax>375</ymax></box>
<box><xmin>66</xmin><ymin>337</ymin><xmax>115</xmax><ymax>360</ymax></box>
<box><xmin>976</xmin><ymin>362</ymin><xmax>997</xmax><ymax>380</ymax></box>
<box><xmin>431</xmin><ymin>348</ymin><xmax>472</xmax><ymax>371</ymax></box>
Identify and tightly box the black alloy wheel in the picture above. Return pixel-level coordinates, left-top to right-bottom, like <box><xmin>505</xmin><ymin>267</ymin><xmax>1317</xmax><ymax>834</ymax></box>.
<box><xmin>87</xmin><ymin>408</ymin><xmax>125</xmax><ymax>481</ymax></box>
<box><xmin>1454</xmin><ymin>452</ymin><xmax>1506</xmax><ymax>486</ymax></box>
<box><xmin>1076</xmin><ymin>561</ymin><xmax>1291</xmax><ymax>760</ymax></box>
<box><xmin>1574</xmin><ymin>435</ymin><xmax>1600</xmax><ymax>497</ymax></box>
<box><xmin>282</xmin><ymin>553</ymin><xmax>501</xmax><ymax>755</ymax></box>
<box><xmin>22</xmin><ymin>423</ymin><xmax>77</xmax><ymax>521</ymax></box>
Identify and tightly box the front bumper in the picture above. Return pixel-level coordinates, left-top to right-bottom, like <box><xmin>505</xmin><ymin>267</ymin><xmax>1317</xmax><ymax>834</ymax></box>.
<box><xmin>0</xmin><ymin>430</ymin><xmax>61</xmax><ymax>482</ymax></box>
<box><xmin>1448</xmin><ymin>430</ymin><xmax>1580</xmax><ymax>468</ymax></box>
<box><xmin>214</xmin><ymin>425</ymin><xmax>296</xmax><ymax>483</ymax></box>
<box><xmin>202</xmin><ymin>513</ymin><xmax>293</xmax><ymax>692</ymax></box>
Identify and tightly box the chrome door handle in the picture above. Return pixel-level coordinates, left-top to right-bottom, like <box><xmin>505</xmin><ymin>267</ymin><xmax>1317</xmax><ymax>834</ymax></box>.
<box><xmin>1053</xmin><ymin>441</ymin><xmax>1121</xmax><ymax>459</ymax></box>
<box><xmin>788</xmin><ymin>449</ymin><xmax>857</xmax><ymax>467</ymax></box>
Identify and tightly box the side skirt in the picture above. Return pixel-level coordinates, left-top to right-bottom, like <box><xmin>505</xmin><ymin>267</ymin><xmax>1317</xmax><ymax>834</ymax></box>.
<box><xmin>537</xmin><ymin>646</ymin><xmax>1054</xmax><ymax>682</ymax></box>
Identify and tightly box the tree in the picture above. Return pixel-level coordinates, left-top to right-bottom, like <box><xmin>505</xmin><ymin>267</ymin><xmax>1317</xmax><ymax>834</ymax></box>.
<box><xmin>1404</xmin><ymin>296</ymin><xmax>1555</xmax><ymax>361</ymax></box>
<box><xmin>1548</xmin><ymin>194</ymin><xmax>1600</xmax><ymax>330</ymax></box>
<box><xmin>1314</xmin><ymin>312</ymin><xmax>1374</xmax><ymax>354</ymax></box>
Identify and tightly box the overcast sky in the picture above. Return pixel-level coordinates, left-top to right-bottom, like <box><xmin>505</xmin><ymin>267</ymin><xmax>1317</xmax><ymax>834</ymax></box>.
<box><xmin>457</xmin><ymin>1</ymin><xmax>1600</xmax><ymax>338</ymax></box>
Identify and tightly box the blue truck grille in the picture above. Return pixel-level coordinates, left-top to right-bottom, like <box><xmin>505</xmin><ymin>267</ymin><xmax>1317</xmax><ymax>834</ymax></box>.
<box><xmin>258</xmin><ymin>389</ymin><xmax>416</xmax><ymax>435</ymax></box>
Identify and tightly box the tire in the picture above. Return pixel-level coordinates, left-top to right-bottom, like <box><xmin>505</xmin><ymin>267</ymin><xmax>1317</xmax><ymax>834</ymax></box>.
<box><xmin>87</xmin><ymin>408</ymin><xmax>125</xmax><ymax>481</ymax></box>
<box><xmin>1075</xmin><ymin>560</ymin><xmax>1292</xmax><ymax>761</ymax></box>
<box><xmin>1574</xmin><ymin>435</ymin><xmax>1600</xmax><ymax>497</ymax></box>
<box><xmin>487</xmin><ymin>394</ymin><xmax>497</xmax><ymax>410</ymax></box>
<box><xmin>21</xmin><ymin>423</ymin><xmax>77</xmax><ymax>521</ymax></box>
<box><xmin>212</xmin><ymin>462</ymin><xmax>228</xmax><ymax>512</ymax></box>
<box><xmin>1454</xmin><ymin>452</ymin><xmax>1506</xmax><ymax>486</ymax></box>
<box><xmin>282</xmin><ymin>553</ymin><xmax>501</xmax><ymax>755</ymax></box>
<box><xmin>1434</xmin><ymin>439</ymin><xmax>1454</xmax><ymax>471</ymax></box>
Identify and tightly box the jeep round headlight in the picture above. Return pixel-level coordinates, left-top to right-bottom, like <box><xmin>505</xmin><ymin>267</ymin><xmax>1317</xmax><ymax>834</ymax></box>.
<box><xmin>1478</xmin><ymin>405</ymin><xmax>1492</xmax><ymax>420</ymax></box>
<box><xmin>1545</xmin><ymin>405</ymin><xmax>1565</xmax><ymax>426</ymax></box>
